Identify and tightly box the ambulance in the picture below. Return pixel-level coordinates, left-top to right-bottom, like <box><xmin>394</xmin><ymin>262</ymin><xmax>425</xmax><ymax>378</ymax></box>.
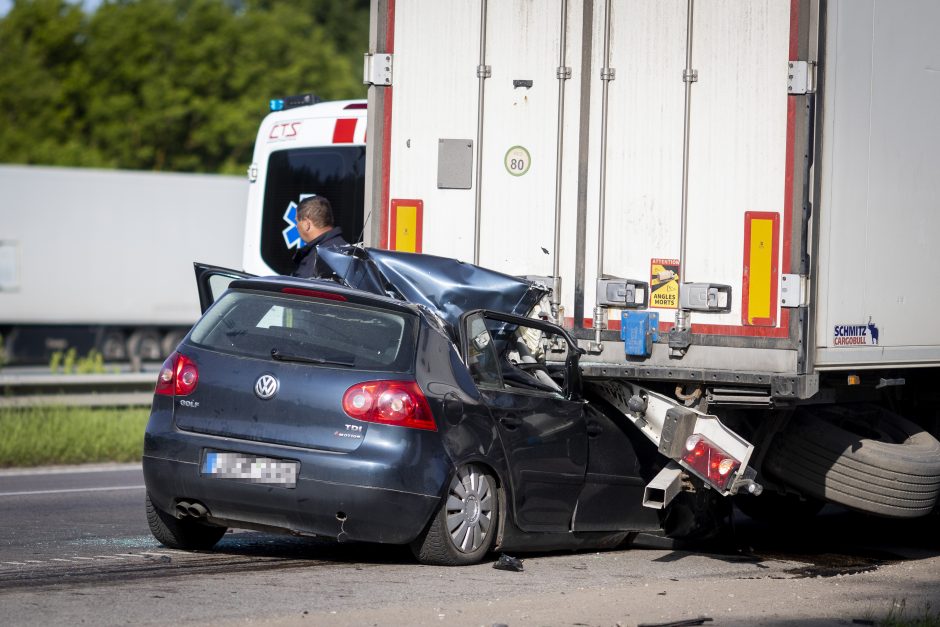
<box><xmin>242</xmin><ymin>95</ymin><xmax>367</xmax><ymax>276</ymax></box>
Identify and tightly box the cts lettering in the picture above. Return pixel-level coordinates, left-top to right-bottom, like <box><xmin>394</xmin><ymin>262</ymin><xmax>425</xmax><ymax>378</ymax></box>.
<box><xmin>269</xmin><ymin>122</ymin><xmax>300</xmax><ymax>140</ymax></box>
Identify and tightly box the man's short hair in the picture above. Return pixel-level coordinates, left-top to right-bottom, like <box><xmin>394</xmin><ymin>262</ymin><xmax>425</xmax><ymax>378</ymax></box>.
<box><xmin>296</xmin><ymin>196</ymin><xmax>334</xmax><ymax>228</ymax></box>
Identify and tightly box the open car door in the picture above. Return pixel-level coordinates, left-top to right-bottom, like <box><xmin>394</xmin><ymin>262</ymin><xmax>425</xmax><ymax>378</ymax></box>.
<box><xmin>460</xmin><ymin>309</ymin><xmax>588</xmax><ymax>532</ymax></box>
<box><xmin>460</xmin><ymin>309</ymin><xmax>659</xmax><ymax>533</ymax></box>
<box><xmin>193</xmin><ymin>263</ymin><xmax>256</xmax><ymax>313</ymax></box>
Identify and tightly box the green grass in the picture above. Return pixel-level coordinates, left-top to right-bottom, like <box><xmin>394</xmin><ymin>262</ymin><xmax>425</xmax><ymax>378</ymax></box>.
<box><xmin>865</xmin><ymin>599</ymin><xmax>940</xmax><ymax>627</ymax></box>
<box><xmin>883</xmin><ymin>600</ymin><xmax>940</xmax><ymax>627</ymax></box>
<box><xmin>0</xmin><ymin>406</ymin><xmax>149</xmax><ymax>467</ymax></box>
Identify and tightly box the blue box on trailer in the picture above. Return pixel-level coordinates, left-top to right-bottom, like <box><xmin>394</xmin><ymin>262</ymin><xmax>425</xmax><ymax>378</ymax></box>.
<box><xmin>621</xmin><ymin>311</ymin><xmax>659</xmax><ymax>357</ymax></box>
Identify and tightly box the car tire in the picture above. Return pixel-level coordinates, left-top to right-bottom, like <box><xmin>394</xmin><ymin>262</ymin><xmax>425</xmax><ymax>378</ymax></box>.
<box><xmin>763</xmin><ymin>405</ymin><xmax>940</xmax><ymax>518</ymax></box>
<box><xmin>411</xmin><ymin>464</ymin><xmax>498</xmax><ymax>566</ymax></box>
<box><xmin>663</xmin><ymin>486</ymin><xmax>733</xmax><ymax>542</ymax></box>
<box><xmin>146</xmin><ymin>492</ymin><xmax>227</xmax><ymax>550</ymax></box>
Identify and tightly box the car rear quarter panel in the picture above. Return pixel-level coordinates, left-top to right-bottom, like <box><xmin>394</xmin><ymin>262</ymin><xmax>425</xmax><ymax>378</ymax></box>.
<box><xmin>414</xmin><ymin>322</ymin><xmax>510</xmax><ymax>490</ymax></box>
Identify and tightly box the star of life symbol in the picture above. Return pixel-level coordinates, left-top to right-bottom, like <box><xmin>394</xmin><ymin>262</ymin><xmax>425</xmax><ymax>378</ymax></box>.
<box><xmin>281</xmin><ymin>193</ymin><xmax>318</xmax><ymax>250</ymax></box>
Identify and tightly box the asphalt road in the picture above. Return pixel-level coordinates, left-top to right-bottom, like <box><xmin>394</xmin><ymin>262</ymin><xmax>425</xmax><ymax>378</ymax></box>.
<box><xmin>1</xmin><ymin>464</ymin><xmax>938</xmax><ymax>626</ymax></box>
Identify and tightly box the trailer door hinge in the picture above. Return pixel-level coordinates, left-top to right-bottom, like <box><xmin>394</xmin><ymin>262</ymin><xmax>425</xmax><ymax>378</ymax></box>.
<box><xmin>363</xmin><ymin>53</ymin><xmax>393</xmax><ymax>86</ymax></box>
<box><xmin>780</xmin><ymin>274</ymin><xmax>809</xmax><ymax>307</ymax></box>
<box><xmin>787</xmin><ymin>61</ymin><xmax>816</xmax><ymax>95</ymax></box>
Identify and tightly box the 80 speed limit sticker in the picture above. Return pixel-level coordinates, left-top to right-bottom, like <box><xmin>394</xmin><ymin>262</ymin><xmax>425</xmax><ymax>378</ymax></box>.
<box><xmin>504</xmin><ymin>146</ymin><xmax>531</xmax><ymax>177</ymax></box>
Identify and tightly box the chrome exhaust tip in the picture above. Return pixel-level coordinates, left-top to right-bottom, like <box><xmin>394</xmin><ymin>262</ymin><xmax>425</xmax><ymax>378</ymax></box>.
<box><xmin>187</xmin><ymin>503</ymin><xmax>209</xmax><ymax>518</ymax></box>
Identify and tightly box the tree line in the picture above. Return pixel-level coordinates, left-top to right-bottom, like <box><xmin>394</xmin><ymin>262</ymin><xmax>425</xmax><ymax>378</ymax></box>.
<box><xmin>0</xmin><ymin>0</ymin><xmax>368</xmax><ymax>174</ymax></box>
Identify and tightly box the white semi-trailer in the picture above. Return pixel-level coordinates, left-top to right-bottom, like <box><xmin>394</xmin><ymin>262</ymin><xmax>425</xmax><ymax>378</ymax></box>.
<box><xmin>361</xmin><ymin>0</ymin><xmax>940</xmax><ymax>530</ymax></box>
<box><xmin>0</xmin><ymin>165</ymin><xmax>246</xmax><ymax>365</ymax></box>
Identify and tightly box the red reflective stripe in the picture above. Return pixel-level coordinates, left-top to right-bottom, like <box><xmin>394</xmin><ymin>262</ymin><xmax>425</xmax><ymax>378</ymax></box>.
<box><xmin>332</xmin><ymin>118</ymin><xmax>357</xmax><ymax>143</ymax></box>
<box><xmin>379</xmin><ymin>0</ymin><xmax>396</xmax><ymax>249</ymax></box>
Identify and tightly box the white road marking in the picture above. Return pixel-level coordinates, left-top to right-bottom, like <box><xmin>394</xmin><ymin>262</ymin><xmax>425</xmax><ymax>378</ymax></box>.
<box><xmin>0</xmin><ymin>463</ymin><xmax>142</xmax><ymax>477</ymax></box>
<box><xmin>72</xmin><ymin>557</ymin><xmax>95</xmax><ymax>561</ymax></box>
<box><xmin>2</xmin><ymin>561</ymin><xmax>26</xmax><ymax>565</ymax></box>
<box><xmin>0</xmin><ymin>485</ymin><xmax>146</xmax><ymax>497</ymax></box>
<box><xmin>50</xmin><ymin>558</ymin><xmax>75</xmax><ymax>562</ymax></box>
<box><xmin>24</xmin><ymin>560</ymin><xmax>44</xmax><ymax>564</ymax></box>
<box><xmin>94</xmin><ymin>555</ymin><xmax>126</xmax><ymax>559</ymax></box>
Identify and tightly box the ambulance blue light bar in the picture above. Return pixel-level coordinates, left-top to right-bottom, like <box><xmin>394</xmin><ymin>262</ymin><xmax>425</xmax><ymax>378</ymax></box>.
<box><xmin>269</xmin><ymin>93</ymin><xmax>322</xmax><ymax>112</ymax></box>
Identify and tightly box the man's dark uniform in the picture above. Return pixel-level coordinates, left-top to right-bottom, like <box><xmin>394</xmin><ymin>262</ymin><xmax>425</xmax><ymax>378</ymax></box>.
<box><xmin>292</xmin><ymin>227</ymin><xmax>348</xmax><ymax>278</ymax></box>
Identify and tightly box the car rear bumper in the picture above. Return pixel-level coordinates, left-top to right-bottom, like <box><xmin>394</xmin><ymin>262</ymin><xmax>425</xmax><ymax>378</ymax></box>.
<box><xmin>143</xmin><ymin>412</ymin><xmax>449</xmax><ymax>545</ymax></box>
<box><xmin>144</xmin><ymin>455</ymin><xmax>439</xmax><ymax>544</ymax></box>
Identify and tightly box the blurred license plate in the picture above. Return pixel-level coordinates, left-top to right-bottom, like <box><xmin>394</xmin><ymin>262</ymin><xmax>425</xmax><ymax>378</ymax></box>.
<box><xmin>201</xmin><ymin>451</ymin><xmax>298</xmax><ymax>488</ymax></box>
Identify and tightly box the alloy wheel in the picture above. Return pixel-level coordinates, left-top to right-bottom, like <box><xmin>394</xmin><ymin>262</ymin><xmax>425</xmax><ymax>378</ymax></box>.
<box><xmin>445</xmin><ymin>465</ymin><xmax>495</xmax><ymax>553</ymax></box>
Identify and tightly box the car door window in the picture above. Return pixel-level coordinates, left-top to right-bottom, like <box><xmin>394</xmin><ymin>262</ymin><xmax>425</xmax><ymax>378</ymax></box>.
<box><xmin>208</xmin><ymin>274</ymin><xmax>237</xmax><ymax>303</ymax></box>
<box><xmin>464</xmin><ymin>312</ymin><xmax>569</xmax><ymax>397</ymax></box>
<box><xmin>465</xmin><ymin>314</ymin><xmax>502</xmax><ymax>388</ymax></box>
<box><xmin>193</xmin><ymin>263</ymin><xmax>256</xmax><ymax>313</ymax></box>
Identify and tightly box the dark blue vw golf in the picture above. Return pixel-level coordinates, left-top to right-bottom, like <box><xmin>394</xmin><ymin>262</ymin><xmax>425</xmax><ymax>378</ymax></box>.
<box><xmin>143</xmin><ymin>251</ymin><xmax>658</xmax><ymax>565</ymax></box>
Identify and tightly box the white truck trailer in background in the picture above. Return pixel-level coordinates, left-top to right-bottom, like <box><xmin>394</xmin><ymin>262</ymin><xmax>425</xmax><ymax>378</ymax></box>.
<box><xmin>363</xmin><ymin>0</ymin><xmax>940</xmax><ymax>529</ymax></box>
<box><xmin>0</xmin><ymin>165</ymin><xmax>246</xmax><ymax>365</ymax></box>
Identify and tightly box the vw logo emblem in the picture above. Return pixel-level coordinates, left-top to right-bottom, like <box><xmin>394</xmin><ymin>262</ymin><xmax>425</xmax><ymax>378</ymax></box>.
<box><xmin>254</xmin><ymin>374</ymin><xmax>279</xmax><ymax>400</ymax></box>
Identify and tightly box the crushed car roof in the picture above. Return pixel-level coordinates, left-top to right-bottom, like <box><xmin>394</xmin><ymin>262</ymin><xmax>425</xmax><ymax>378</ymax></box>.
<box><xmin>316</xmin><ymin>247</ymin><xmax>550</xmax><ymax>328</ymax></box>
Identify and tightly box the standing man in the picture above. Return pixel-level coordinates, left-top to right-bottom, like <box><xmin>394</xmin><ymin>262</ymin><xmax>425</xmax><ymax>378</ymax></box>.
<box><xmin>291</xmin><ymin>196</ymin><xmax>349</xmax><ymax>278</ymax></box>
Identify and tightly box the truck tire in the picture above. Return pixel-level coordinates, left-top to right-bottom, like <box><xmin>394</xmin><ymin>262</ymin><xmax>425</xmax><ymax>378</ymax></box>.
<box><xmin>127</xmin><ymin>329</ymin><xmax>163</xmax><ymax>362</ymax></box>
<box><xmin>99</xmin><ymin>330</ymin><xmax>127</xmax><ymax>361</ymax></box>
<box><xmin>161</xmin><ymin>329</ymin><xmax>187</xmax><ymax>359</ymax></box>
<box><xmin>763</xmin><ymin>405</ymin><xmax>940</xmax><ymax>518</ymax></box>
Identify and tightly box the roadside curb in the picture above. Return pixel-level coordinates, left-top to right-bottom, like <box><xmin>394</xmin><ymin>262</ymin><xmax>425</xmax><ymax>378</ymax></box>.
<box><xmin>0</xmin><ymin>462</ymin><xmax>143</xmax><ymax>477</ymax></box>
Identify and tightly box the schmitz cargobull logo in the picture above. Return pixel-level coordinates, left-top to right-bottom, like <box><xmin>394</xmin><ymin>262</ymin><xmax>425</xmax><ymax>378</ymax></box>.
<box><xmin>833</xmin><ymin>317</ymin><xmax>880</xmax><ymax>347</ymax></box>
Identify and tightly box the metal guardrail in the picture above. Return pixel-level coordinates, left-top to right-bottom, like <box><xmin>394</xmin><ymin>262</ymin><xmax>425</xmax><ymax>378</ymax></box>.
<box><xmin>0</xmin><ymin>373</ymin><xmax>156</xmax><ymax>408</ymax></box>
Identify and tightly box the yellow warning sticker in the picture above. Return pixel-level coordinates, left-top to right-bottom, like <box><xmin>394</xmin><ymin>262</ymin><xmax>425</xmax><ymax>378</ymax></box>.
<box><xmin>650</xmin><ymin>258</ymin><xmax>680</xmax><ymax>309</ymax></box>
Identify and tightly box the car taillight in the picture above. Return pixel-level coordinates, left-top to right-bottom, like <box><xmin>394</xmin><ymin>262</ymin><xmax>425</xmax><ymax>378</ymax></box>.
<box><xmin>342</xmin><ymin>381</ymin><xmax>436</xmax><ymax>431</ymax></box>
<box><xmin>681</xmin><ymin>434</ymin><xmax>741</xmax><ymax>491</ymax></box>
<box><xmin>154</xmin><ymin>353</ymin><xmax>199</xmax><ymax>397</ymax></box>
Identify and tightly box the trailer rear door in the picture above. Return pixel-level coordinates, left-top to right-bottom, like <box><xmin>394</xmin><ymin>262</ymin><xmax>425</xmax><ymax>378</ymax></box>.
<box><xmin>814</xmin><ymin>0</ymin><xmax>940</xmax><ymax>369</ymax></box>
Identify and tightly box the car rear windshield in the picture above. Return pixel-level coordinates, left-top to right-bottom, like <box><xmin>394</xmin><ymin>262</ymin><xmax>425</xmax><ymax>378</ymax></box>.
<box><xmin>188</xmin><ymin>290</ymin><xmax>416</xmax><ymax>372</ymax></box>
